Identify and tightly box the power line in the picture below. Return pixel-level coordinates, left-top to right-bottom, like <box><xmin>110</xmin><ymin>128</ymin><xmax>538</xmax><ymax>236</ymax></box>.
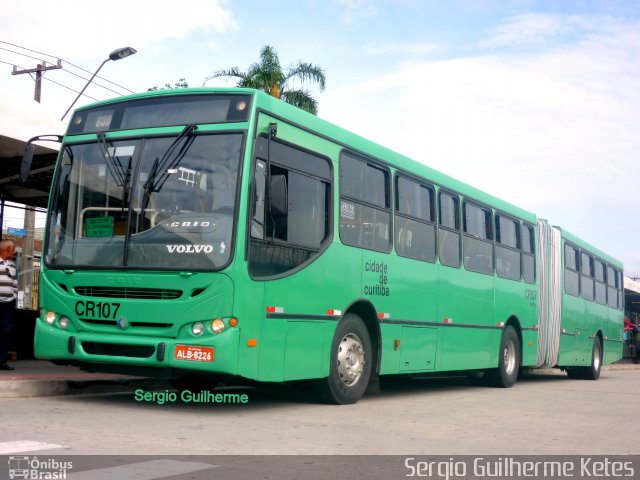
<box><xmin>2</xmin><ymin>50</ymin><xmax>132</xmax><ymax>97</ymax></box>
<box><xmin>0</xmin><ymin>41</ymin><xmax>58</xmax><ymax>62</ymax></box>
<box><xmin>3</xmin><ymin>55</ymin><xmax>129</xmax><ymax>97</ymax></box>
<box><xmin>0</xmin><ymin>40</ymin><xmax>135</xmax><ymax>94</ymax></box>
<box><xmin>58</xmin><ymin>65</ymin><xmax>127</xmax><ymax>97</ymax></box>
<box><xmin>0</xmin><ymin>46</ymin><xmax>47</xmax><ymax>64</ymax></box>
<box><xmin>41</xmin><ymin>76</ymin><xmax>99</xmax><ymax>101</ymax></box>
<box><xmin>1</xmin><ymin>59</ymin><xmax>99</xmax><ymax>102</ymax></box>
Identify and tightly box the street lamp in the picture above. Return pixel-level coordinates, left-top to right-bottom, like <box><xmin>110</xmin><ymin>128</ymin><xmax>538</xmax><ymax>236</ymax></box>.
<box><xmin>60</xmin><ymin>46</ymin><xmax>137</xmax><ymax>121</ymax></box>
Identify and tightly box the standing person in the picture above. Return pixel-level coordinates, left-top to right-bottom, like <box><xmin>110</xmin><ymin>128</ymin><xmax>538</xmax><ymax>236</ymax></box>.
<box><xmin>0</xmin><ymin>239</ymin><xmax>18</xmax><ymax>370</ymax></box>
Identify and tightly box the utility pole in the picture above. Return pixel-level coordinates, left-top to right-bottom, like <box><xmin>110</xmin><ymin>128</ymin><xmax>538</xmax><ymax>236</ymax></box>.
<box><xmin>11</xmin><ymin>60</ymin><xmax>61</xmax><ymax>309</ymax></box>
<box><xmin>12</xmin><ymin>59</ymin><xmax>62</xmax><ymax>103</ymax></box>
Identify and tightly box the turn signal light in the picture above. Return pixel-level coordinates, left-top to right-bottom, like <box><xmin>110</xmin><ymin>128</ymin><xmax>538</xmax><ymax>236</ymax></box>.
<box><xmin>211</xmin><ymin>318</ymin><xmax>225</xmax><ymax>334</ymax></box>
<box><xmin>45</xmin><ymin>311</ymin><xmax>56</xmax><ymax>325</ymax></box>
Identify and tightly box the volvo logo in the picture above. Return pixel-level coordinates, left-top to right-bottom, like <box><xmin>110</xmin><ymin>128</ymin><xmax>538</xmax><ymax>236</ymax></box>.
<box><xmin>117</xmin><ymin>316</ymin><xmax>128</xmax><ymax>330</ymax></box>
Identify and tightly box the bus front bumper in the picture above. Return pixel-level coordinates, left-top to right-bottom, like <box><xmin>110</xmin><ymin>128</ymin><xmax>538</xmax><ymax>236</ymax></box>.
<box><xmin>34</xmin><ymin>318</ymin><xmax>241</xmax><ymax>377</ymax></box>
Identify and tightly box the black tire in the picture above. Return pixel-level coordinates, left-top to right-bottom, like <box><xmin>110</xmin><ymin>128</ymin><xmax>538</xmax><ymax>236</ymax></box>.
<box><xmin>317</xmin><ymin>314</ymin><xmax>372</xmax><ymax>404</ymax></box>
<box><xmin>582</xmin><ymin>337</ymin><xmax>602</xmax><ymax>381</ymax></box>
<box><xmin>466</xmin><ymin>370</ymin><xmax>487</xmax><ymax>386</ymax></box>
<box><xmin>565</xmin><ymin>368</ymin><xmax>584</xmax><ymax>379</ymax></box>
<box><xmin>169</xmin><ymin>375</ymin><xmax>219</xmax><ymax>392</ymax></box>
<box><xmin>486</xmin><ymin>325</ymin><xmax>520</xmax><ymax>388</ymax></box>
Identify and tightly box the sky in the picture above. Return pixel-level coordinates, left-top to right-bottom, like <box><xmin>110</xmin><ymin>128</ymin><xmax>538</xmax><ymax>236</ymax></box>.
<box><xmin>0</xmin><ymin>0</ymin><xmax>638</xmax><ymax>276</ymax></box>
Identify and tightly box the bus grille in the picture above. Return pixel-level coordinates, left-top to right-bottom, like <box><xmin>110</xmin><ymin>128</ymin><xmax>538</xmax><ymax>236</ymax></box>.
<box><xmin>82</xmin><ymin>342</ymin><xmax>155</xmax><ymax>358</ymax></box>
<box><xmin>80</xmin><ymin>319</ymin><xmax>172</xmax><ymax>329</ymax></box>
<box><xmin>74</xmin><ymin>286</ymin><xmax>182</xmax><ymax>300</ymax></box>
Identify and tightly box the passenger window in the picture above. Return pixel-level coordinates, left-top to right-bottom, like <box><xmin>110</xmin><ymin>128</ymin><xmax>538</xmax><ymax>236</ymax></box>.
<box><xmin>607</xmin><ymin>265</ymin><xmax>618</xmax><ymax>308</ymax></box>
<box><xmin>339</xmin><ymin>153</ymin><xmax>391</xmax><ymax>252</ymax></box>
<box><xmin>594</xmin><ymin>260</ymin><xmax>607</xmax><ymax>305</ymax></box>
<box><xmin>564</xmin><ymin>244</ymin><xmax>580</xmax><ymax>297</ymax></box>
<box><xmin>495</xmin><ymin>215</ymin><xmax>521</xmax><ymax>281</ymax></box>
<box><xmin>617</xmin><ymin>270</ymin><xmax>624</xmax><ymax>310</ymax></box>
<box><xmin>463</xmin><ymin>202</ymin><xmax>493</xmax><ymax>275</ymax></box>
<box><xmin>438</xmin><ymin>191</ymin><xmax>460</xmax><ymax>268</ymax></box>
<box><xmin>522</xmin><ymin>224</ymin><xmax>535</xmax><ymax>284</ymax></box>
<box><xmin>395</xmin><ymin>176</ymin><xmax>436</xmax><ymax>262</ymax></box>
<box><xmin>580</xmin><ymin>252</ymin><xmax>594</xmax><ymax>301</ymax></box>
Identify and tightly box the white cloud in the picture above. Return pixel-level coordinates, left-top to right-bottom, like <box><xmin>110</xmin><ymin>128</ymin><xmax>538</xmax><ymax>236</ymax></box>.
<box><xmin>334</xmin><ymin>0</ymin><xmax>378</xmax><ymax>23</ymax></box>
<box><xmin>1</xmin><ymin>0</ymin><xmax>237</xmax><ymax>61</ymax></box>
<box><xmin>322</xmin><ymin>14</ymin><xmax>640</xmax><ymax>274</ymax></box>
<box><xmin>362</xmin><ymin>41</ymin><xmax>441</xmax><ymax>57</ymax></box>
<box><xmin>479</xmin><ymin>12</ymin><xmax>623</xmax><ymax>49</ymax></box>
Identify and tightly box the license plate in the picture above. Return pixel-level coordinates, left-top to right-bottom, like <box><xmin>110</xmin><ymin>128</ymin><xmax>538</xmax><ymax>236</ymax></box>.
<box><xmin>174</xmin><ymin>345</ymin><xmax>214</xmax><ymax>362</ymax></box>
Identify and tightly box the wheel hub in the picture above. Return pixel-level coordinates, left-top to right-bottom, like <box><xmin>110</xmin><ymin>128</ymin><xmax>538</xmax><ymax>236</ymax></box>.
<box><xmin>504</xmin><ymin>339</ymin><xmax>517</xmax><ymax>376</ymax></box>
<box><xmin>337</xmin><ymin>333</ymin><xmax>365</xmax><ymax>386</ymax></box>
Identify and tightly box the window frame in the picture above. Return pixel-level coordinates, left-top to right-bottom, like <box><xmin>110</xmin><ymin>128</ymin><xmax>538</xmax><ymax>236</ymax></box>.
<box><xmin>462</xmin><ymin>200</ymin><xmax>494</xmax><ymax>275</ymax></box>
<box><xmin>564</xmin><ymin>243</ymin><xmax>580</xmax><ymax>297</ymax></box>
<box><xmin>495</xmin><ymin>212</ymin><xmax>522</xmax><ymax>281</ymax></box>
<box><xmin>521</xmin><ymin>222</ymin><xmax>536</xmax><ymax>284</ymax></box>
<box><xmin>606</xmin><ymin>264</ymin><xmax>618</xmax><ymax>308</ymax></box>
<box><xmin>339</xmin><ymin>151</ymin><xmax>392</xmax><ymax>253</ymax></box>
<box><xmin>394</xmin><ymin>174</ymin><xmax>437</xmax><ymax>263</ymax></box>
<box><xmin>248</xmin><ymin>135</ymin><xmax>333</xmax><ymax>279</ymax></box>
<box><xmin>594</xmin><ymin>258</ymin><xmax>607</xmax><ymax>305</ymax></box>
<box><xmin>580</xmin><ymin>251</ymin><xmax>595</xmax><ymax>302</ymax></box>
<box><xmin>438</xmin><ymin>190</ymin><xmax>461</xmax><ymax>268</ymax></box>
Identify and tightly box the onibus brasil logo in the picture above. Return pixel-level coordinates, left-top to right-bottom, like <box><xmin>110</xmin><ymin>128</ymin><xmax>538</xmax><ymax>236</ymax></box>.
<box><xmin>8</xmin><ymin>456</ymin><xmax>73</xmax><ymax>479</ymax></box>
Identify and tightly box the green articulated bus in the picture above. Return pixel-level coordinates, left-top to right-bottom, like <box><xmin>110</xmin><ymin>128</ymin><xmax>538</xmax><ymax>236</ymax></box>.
<box><xmin>28</xmin><ymin>88</ymin><xmax>624</xmax><ymax>404</ymax></box>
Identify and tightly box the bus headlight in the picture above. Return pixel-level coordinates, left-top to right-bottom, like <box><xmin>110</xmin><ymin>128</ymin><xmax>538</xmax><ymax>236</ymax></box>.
<box><xmin>192</xmin><ymin>322</ymin><xmax>205</xmax><ymax>336</ymax></box>
<box><xmin>45</xmin><ymin>311</ymin><xmax>56</xmax><ymax>325</ymax></box>
<box><xmin>211</xmin><ymin>318</ymin><xmax>225</xmax><ymax>334</ymax></box>
<box><xmin>59</xmin><ymin>316</ymin><xmax>70</xmax><ymax>329</ymax></box>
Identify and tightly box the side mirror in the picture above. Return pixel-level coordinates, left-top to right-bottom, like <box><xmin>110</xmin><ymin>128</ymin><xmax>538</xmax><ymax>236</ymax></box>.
<box><xmin>20</xmin><ymin>145</ymin><xmax>34</xmax><ymax>184</ymax></box>
<box><xmin>269</xmin><ymin>174</ymin><xmax>288</xmax><ymax>217</ymax></box>
<box><xmin>20</xmin><ymin>134</ymin><xmax>63</xmax><ymax>184</ymax></box>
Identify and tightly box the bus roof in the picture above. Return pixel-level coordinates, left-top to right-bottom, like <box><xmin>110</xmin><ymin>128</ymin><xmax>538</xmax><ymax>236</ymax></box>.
<box><xmin>555</xmin><ymin>226</ymin><xmax>623</xmax><ymax>268</ymax></box>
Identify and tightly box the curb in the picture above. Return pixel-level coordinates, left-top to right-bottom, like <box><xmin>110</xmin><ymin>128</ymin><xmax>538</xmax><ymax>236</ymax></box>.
<box><xmin>0</xmin><ymin>377</ymin><xmax>161</xmax><ymax>399</ymax></box>
<box><xmin>1</xmin><ymin>361</ymin><xmax>637</xmax><ymax>399</ymax></box>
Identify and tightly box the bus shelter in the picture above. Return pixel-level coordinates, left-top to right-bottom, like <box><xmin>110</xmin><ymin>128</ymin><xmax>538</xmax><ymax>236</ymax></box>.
<box><xmin>625</xmin><ymin>277</ymin><xmax>640</xmax><ymax>317</ymax></box>
<box><xmin>0</xmin><ymin>91</ymin><xmax>62</xmax><ymax>358</ymax></box>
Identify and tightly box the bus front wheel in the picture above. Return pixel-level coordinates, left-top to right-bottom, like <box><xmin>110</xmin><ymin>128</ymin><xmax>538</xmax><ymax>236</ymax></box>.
<box><xmin>487</xmin><ymin>325</ymin><xmax>520</xmax><ymax>388</ymax></box>
<box><xmin>318</xmin><ymin>314</ymin><xmax>372</xmax><ymax>405</ymax></box>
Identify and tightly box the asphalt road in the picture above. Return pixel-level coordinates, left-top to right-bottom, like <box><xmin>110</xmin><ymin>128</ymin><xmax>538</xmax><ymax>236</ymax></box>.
<box><xmin>1</xmin><ymin>368</ymin><xmax>639</xmax><ymax>457</ymax></box>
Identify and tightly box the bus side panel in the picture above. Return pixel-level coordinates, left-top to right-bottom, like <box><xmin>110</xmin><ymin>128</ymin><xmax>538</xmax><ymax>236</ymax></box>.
<box><xmin>605</xmin><ymin>306</ymin><xmax>623</xmax><ymax>365</ymax></box>
<box><xmin>258</xmin><ymin>245</ymin><xmax>361</xmax><ymax>382</ymax></box>
<box><xmin>377</xmin><ymin>255</ymin><xmax>438</xmax><ymax>374</ymax></box>
<box><xmin>494</xmin><ymin>277</ymin><xmax>538</xmax><ymax>367</ymax></box>
<box><xmin>558</xmin><ymin>291</ymin><xmax>584</xmax><ymax>366</ymax></box>
<box><xmin>437</xmin><ymin>265</ymin><xmax>494</xmax><ymax>371</ymax></box>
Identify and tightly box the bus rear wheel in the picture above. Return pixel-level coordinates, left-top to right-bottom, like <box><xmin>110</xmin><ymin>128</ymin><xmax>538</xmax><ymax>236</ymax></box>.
<box><xmin>487</xmin><ymin>325</ymin><xmax>520</xmax><ymax>388</ymax></box>
<box><xmin>582</xmin><ymin>337</ymin><xmax>602</xmax><ymax>381</ymax></box>
<box><xmin>318</xmin><ymin>314</ymin><xmax>372</xmax><ymax>405</ymax></box>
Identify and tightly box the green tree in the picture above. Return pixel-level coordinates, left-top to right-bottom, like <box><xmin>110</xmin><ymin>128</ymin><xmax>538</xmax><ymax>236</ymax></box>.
<box><xmin>148</xmin><ymin>78</ymin><xmax>189</xmax><ymax>91</ymax></box>
<box><xmin>204</xmin><ymin>45</ymin><xmax>326</xmax><ymax>114</ymax></box>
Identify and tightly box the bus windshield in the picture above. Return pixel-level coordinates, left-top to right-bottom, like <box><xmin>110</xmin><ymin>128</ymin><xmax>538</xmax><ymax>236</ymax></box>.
<box><xmin>45</xmin><ymin>132</ymin><xmax>243</xmax><ymax>270</ymax></box>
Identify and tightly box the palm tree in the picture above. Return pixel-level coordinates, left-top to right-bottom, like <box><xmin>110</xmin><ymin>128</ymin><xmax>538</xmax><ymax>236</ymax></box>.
<box><xmin>203</xmin><ymin>45</ymin><xmax>326</xmax><ymax>115</ymax></box>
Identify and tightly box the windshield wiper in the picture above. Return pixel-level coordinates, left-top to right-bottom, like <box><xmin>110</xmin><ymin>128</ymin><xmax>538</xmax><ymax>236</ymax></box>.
<box><xmin>96</xmin><ymin>132</ymin><xmax>134</xmax><ymax>207</ymax></box>
<box><xmin>139</xmin><ymin>124</ymin><xmax>198</xmax><ymax>219</ymax></box>
<box><xmin>96</xmin><ymin>132</ymin><xmax>127</xmax><ymax>186</ymax></box>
